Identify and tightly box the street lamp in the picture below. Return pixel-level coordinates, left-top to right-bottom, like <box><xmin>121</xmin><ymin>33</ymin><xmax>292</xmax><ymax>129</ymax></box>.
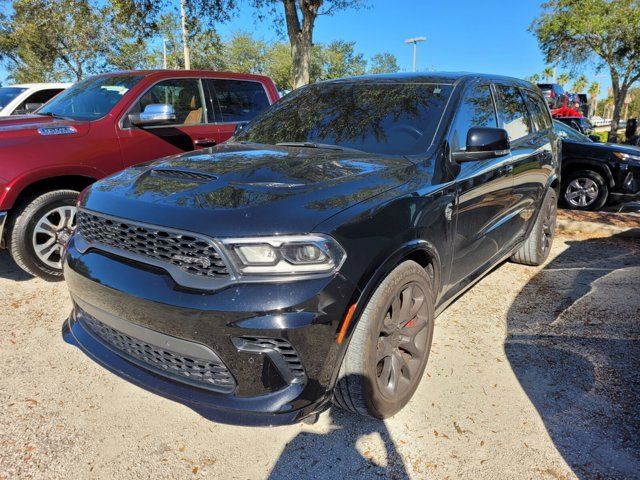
<box><xmin>405</xmin><ymin>36</ymin><xmax>426</xmax><ymax>72</ymax></box>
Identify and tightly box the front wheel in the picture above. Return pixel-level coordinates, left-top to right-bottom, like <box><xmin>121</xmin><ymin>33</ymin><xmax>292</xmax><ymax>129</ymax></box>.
<box><xmin>561</xmin><ymin>170</ymin><xmax>608</xmax><ymax>211</ymax></box>
<box><xmin>7</xmin><ymin>190</ymin><xmax>78</xmax><ymax>281</ymax></box>
<box><xmin>511</xmin><ymin>188</ymin><xmax>557</xmax><ymax>266</ymax></box>
<box><xmin>333</xmin><ymin>260</ymin><xmax>435</xmax><ymax>418</ymax></box>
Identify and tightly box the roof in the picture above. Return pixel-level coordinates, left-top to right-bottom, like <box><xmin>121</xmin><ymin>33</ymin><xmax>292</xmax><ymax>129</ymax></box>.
<box><xmin>5</xmin><ymin>82</ymin><xmax>72</xmax><ymax>89</ymax></box>
<box><xmin>320</xmin><ymin>71</ymin><xmax>535</xmax><ymax>88</ymax></box>
<box><xmin>92</xmin><ymin>69</ymin><xmax>274</xmax><ymax>82</ymax></box>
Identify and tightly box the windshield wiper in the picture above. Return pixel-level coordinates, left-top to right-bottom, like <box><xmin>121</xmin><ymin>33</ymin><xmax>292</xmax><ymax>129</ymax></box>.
<box><xmin>36</xmin><ymin>111</ymin><xmax>72</xmax><ymax>120</ymax></box>
<box><xmin>276</xmin><ymin>142</ymin><xmax>364</xmax><ymax>153</ymax></box>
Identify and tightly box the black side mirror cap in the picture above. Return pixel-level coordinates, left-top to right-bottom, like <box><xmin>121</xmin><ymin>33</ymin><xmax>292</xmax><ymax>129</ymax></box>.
<box><xmin>452</xmin><ymin>127</ymin><xmax>511</xmax><ymax>162</ymax></box>
<box><xmin>589</xmin><ymin>134</ymin><xmax>602</xmax><ymax>143</ymax></box>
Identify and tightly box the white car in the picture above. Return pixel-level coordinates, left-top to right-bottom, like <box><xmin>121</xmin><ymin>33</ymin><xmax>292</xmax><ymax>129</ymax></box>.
<box><xmin>0</xmin><ymin>82</ymin><xmax>72</xmax><ymax>116</ymax></box>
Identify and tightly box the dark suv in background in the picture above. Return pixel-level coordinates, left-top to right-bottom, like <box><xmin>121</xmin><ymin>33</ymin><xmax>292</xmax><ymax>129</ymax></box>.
<box><xmin>63</xmin><ymin>73</ymin><xmax>559</xmax><ymax>424</ymax></box>
<box><xmin>537</xmin><ymin>82</ymin><xmax>565</xmax><ymax>108</ymax></box>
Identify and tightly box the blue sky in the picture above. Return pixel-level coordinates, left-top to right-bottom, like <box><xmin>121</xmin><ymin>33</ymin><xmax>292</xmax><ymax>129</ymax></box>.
<box><xmin>0</xmin><ymin>0</ymin><xmax>612</xmax><ymax>98</ymax></box>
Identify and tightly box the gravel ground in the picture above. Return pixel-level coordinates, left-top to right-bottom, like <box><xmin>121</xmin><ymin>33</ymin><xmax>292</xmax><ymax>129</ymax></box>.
<box><xmin>0</xmin><ymin>231</ymin><xmax>638</xmax><ymax>480</ymax></box>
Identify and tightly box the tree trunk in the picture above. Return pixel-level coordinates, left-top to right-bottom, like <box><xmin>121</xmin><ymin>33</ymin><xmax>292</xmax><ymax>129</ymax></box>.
<box><xmin>180</xmin><ymin>0</ymin><xmax>191</xmax><ymax>70</ymax></box>
<box><xmin>283</xmin><ymin>0</ymin><xmax>319</xmax><ymax>89</ymax></box>
<box><xmin>608</xmin><ymin>84</ymin><xmax>628</xmax><ymax>143</ymax></box>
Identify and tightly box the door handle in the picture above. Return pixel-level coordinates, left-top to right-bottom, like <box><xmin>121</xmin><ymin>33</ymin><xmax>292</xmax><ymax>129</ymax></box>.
<box><xmin>194</xmin><ymin>138</ymin><xmax>217</xmax><ymax>147</ymax></box>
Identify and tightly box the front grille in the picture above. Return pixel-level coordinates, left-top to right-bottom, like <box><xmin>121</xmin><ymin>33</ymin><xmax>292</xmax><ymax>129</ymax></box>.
<box><xmin>150</xmin><ymin>169</ymin><xmax>217</xmax><ymax>182</ymax></box>
<box><xmin>81</xmin><ymin>314</ymin><xmax>235</xmax><ymax>393</ymax></box>
<box><xmin>76</xmin><ymin>210</ymin><xmax>229</xmax><ymax>278</ymax></box>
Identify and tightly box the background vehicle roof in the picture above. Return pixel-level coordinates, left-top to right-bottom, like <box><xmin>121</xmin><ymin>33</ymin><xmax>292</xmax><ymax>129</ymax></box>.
<box><xmin>92</xmin><ymin>69</ymin><xmax>276</xmax><ymax>82</ymax></box>
<box><xmin>5</xmin><ymin>82</ymin><xmax>72</xmax><ymax>88</ymax></box>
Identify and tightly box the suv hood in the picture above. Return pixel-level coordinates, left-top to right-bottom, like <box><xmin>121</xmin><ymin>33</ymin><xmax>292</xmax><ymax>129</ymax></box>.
<box><xmin>0</xmin><ymin>115</ymin><xmax>90</xmax><ymax>141</ymax></box>
<box><xmin>82</xmin><ymin>143</ymin><xmax>415</xmax><ymax>236</ymax></box>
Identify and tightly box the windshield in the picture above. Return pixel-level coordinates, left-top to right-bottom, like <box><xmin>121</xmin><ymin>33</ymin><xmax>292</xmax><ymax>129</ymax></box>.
<box><xmin>553</xmin><ymin>120</ymin><xmax>592</xmax><ymax>142</ymax></box>
<box><xmin>38</xmin><ymin>75</ymin><xmax>143</xmax><ymax>121</ymax></box>
<box><xmin>235</xmin><ymin>82</ymin><xmax>453</xmax><ymax>156</ymax></box>
<box><xmin>0</xmin><ymin>87</ymin><xmax>27</xmax><ymax>109</ymax></box>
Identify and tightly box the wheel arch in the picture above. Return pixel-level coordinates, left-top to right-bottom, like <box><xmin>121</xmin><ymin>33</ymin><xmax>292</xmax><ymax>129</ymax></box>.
<box><xmin>561</xmin><ymin>159</ymin><xmax>614</xmax><ymax>188</ymax></box>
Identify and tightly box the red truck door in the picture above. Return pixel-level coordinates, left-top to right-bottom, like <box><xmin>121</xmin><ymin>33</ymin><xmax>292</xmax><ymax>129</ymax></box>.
<box><xmin>116</xmin><ymin>78</ymin><xmax>221</xmax><ymax>168</ymax></box>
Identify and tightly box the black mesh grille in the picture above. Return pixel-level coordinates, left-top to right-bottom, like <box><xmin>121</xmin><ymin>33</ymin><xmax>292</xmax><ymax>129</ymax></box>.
<box><xmin>76</xmin><ymin>211</ymin><xmax>229</xmax><ymax>278</ymax></box>
<box><xmin>239</xmin><ymin>337</ymin><xmax>306</xmax><ymax>381</ymax></box>
<box><xmin>81</xmin><ymin>314</ymin><xmax>235</xmax><ymax>393</ymax></box>
<box><xmin>150</xmin><ymin>169</ymin><xmax>216</xmax><ymax>182</ymax></box>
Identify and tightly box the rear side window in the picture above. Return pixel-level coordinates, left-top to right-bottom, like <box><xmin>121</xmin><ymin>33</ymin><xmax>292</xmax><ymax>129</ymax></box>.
<box><xmin>495</xmin><ymin>85</ymin><xmax>532</xmax><ymax>142</ymax></box>
<box><xmin>450</xmin><ymin>84</ymin><xmax>497</xmax><ymax>151</ymax></box>
<box><xmin>207</xmin><ymin>79</ymin><xmax>270</xmax><ymax>123</ymax></box>
<box><xmin>522</xmin><ymin>89</ymin><xmax>552</xmax><ymax>131</ymax></box>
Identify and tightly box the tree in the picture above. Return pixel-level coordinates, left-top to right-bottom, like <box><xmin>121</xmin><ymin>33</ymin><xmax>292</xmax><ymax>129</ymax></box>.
<box><xmin>543</xmin><ymin>66</ymin><xmax>555</xmax><ymax>81</ymax></box>
<box><xmin>318</xmin><ymin>40</ymin><xmax>366</xmax><ymax>80</ymax></box>
<box><xmin>225</xmin><ymin>32</ymin><xmax>268</xmax><ymax>73</ymax></box>
<box><xmin>147</xmin><ymin>14</ymin><xmax>225</xmax><ymax>70</ymax></box>
<box><xmin>572</xmin><ymin>74</ymin><xmax>587</xmax><ymax>93</ymax></box>
<box><xmin>526</xmin><ymin>73</ymin><xmax>541</xmax><ymax>83</ymax></box>
<box><xmin>556</xmin><ymin>72</ymin><xmax>571</xmax><ymax>87</ymax></box>
<box><xmin>369</xmin><ymin>52</ymin><xmax>399</xmax><ymax>74</ymax></box>
<box><xmin>588</xmin><ymin>81</ymin><xmax>600</xmax><ymax>116</ymax></box>
<box><xmin>532</xmin><ymin>0</ymin><xmax>640</xmax><ymax>142</ymax></box>
<box><xmin>250</xmin><ymin>0</ymin><xmax>365</xmax><ymax>88</ymax></box>
<box><xmin>0</xmin><ymin>0</ymin><xmax>153</xmax><ymax>82</ymax></box>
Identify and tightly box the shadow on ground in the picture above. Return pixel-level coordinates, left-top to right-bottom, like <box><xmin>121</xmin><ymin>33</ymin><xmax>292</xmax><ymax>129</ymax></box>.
<box><xmin>269</xmin><ymin>404</ymin><xmax>409</xmax><ymax>480</ymax></box>
<box><xmin>0</xmin><ymin>251</ymin><xmax>33</xmax><ymax>282</ymax></box>
<box><xmin>505</xmin><ymin>234</ymin><xmax>640</xmax><ymax>479</ymax></box>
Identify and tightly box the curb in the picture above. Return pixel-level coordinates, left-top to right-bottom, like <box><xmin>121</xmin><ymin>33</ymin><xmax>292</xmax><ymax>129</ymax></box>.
<box><xmin>556</xmin><ymin>218</ymin><xmax>640</xmax><ymax>239</ymax></box>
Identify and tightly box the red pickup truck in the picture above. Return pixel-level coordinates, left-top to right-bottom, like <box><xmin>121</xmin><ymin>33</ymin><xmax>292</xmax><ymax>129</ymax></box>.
<box><xmin>0</xmin><ymin>70</ymin><xmax>279</xmax><ymax>280</ymax></box>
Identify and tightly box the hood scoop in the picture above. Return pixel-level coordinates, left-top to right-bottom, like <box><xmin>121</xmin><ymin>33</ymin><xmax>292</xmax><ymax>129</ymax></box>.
<box><xmin>149</xmin><ymin>168</ymin><xmax>217</xmax><ymax>183</ymax></box>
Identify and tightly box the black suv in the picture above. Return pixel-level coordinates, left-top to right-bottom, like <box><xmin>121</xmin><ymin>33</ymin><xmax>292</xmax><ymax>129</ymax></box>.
<box><xmin>63</xmin><ymin>73</ymin><xmax>560</xmax><ymax>425</ymax></box>
<box><xmin>537</xmin><ymin>82</ymin><xmax>565</xmax><ymax>109</ymax></box>
<box><xmin>554</xmin><ymin>120</ymin><xmax>640</xmax><ymax>210</ymax></box>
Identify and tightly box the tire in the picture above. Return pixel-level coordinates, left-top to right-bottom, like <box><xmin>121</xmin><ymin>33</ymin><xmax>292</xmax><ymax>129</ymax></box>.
<box><xmin>7</xmin><ymin>189</ymin><xmax>79</xmax><ymax>281</ymax></box>
<box><xmin>561</xmin><ymin>170</ymin><xmax>608</xmax><ymax>211</ymax></box>
<box><xmin>511</xmin><ymin>188</ymin><xmax>557</xmax><ymax>266</ymax></box>
<box><xmin>333</xmin><ymin>260</ymin><xmax>435</xmax><ymax>418</ymax></box>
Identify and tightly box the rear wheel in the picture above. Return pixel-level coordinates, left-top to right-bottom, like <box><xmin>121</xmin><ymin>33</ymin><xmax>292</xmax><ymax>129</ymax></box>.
<box><xmin>562</xmin><ymin>170</ymin><xmax>608</xmax><ymax>211</ymax></box>
<box><xmin>7</xmin><ymin>190</ymin><xmax>78</xmax><ymax>281</ymax></box>
<box><xmin>333</xmin><ymin>260</ymin><xmax>435</xmax><ymax>418</ymax></box>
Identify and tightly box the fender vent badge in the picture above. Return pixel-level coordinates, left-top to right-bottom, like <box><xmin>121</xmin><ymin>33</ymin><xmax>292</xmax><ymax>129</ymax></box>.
<box><xmin>37</xmin><ymin>126</ymin><xmax>78</xmax><ymax>136</ymax></box>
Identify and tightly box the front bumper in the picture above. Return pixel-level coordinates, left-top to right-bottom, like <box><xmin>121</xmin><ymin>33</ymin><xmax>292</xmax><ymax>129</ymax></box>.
<box><xmin>0</xmin><ymin>211</ymin><xmax>7</xmax><ymax>248</ymax></box>
<box><xmin>63</xmin><ymin>236</ymin><xmax>360</xmax><ymax>425</ymax></box>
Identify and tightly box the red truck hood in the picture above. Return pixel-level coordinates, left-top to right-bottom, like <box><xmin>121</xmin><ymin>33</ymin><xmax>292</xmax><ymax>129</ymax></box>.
<box><xmin>0</xmin><ymin>115</ymin><xmax>91</xmax><ymax>140</ymax></box>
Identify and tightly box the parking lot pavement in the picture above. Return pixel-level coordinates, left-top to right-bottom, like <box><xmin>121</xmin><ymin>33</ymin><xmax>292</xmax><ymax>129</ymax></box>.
<box><xmin>1</xmin><ymin>231</ymin><xmax>638</xmax><ymax>480</ymax></box>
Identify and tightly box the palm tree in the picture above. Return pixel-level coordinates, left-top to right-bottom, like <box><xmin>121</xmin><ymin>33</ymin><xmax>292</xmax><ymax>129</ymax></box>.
<box><xmin>572</xmin><ymin>75</ymin><xmax>588</xmax><ymax>93</ymax></box>
<box><xmin>543</xmin><ymin>66</ymin><xmax>555</xmax><ymax>81</ymax></box>
<box><xmin>557</xmin><ymin>72</ymin><xmax>571</xmax><ymax>88</ymax></box>
<box><xmin>527</xmin><ymin>73</ymin><xmax>541</xmax><ymax>83</ymax></box>
<box><xmin>588</xmin><ymin>82</ymin><xmax>600</xmax><ymax>117</ymax></box>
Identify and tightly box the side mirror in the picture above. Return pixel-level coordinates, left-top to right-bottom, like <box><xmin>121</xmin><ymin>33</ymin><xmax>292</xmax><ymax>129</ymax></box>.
<box><xmin>452</xmin><ymin>127</ymin><xmax>511</xmax><ymax>162</ymax></box>
<box><xmin>589</xmin><ymin>134</ymin><xmax>602</xmax><ymax>143</ymax></box>
<box><xmin>129</xmin><ymin>104</ymin><xmax>176</xmax><ymax>127</ymax></box>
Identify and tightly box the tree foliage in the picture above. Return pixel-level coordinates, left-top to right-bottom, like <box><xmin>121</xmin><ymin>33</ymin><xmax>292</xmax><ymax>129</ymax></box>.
<box><xmin>531</xmin><ymin>0</ymin><xmax>640</xmax><ymax>140</ymax></box>
<box><xmin>369</xmin><ymin>52</ymin><xmax>399</xmax><ymax>74</ymax></box>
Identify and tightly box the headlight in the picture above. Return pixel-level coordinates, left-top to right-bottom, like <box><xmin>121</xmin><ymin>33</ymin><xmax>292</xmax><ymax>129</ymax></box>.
<box><xmin>613</xmin><ymin>151</ymin><xmax>640</xmax><ymax>162</ymax></box>
<box><xmin>221</xmin><ymin>234</ymin><xmax>346</xmax><ymax>276</ymax></box>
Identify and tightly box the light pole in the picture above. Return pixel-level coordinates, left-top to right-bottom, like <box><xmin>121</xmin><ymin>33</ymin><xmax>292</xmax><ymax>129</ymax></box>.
<box><xmin>405</xmin><ymin>36</ymin><xmax>426</xmax><ymax>72</ymax></box>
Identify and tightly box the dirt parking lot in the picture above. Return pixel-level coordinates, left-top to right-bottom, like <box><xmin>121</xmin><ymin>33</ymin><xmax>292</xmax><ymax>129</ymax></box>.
<box><xmin>1</xmin><ymin>230</ymin><xmax>638</xmax><ymax>480</ymax></box>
